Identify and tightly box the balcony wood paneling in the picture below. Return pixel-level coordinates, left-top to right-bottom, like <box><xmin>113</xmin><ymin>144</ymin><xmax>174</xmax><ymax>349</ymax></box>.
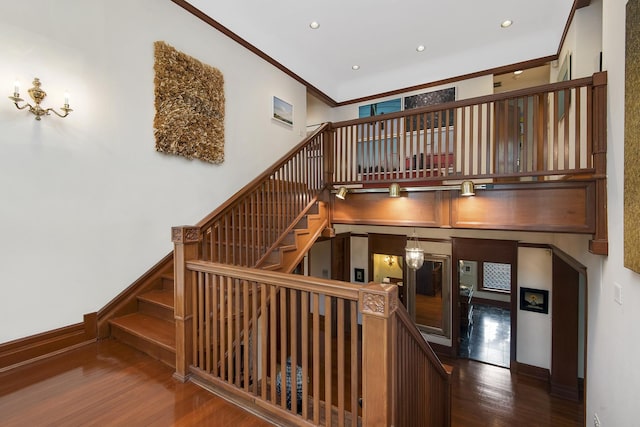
<box><xmin>332</xmin><ymin>182</ymin><xmax>594</xmax><ymax>234</ymax></box>
<box><xmin>452</xmin><ymin>182</ymin><xmax>595</xmax><ymax>233</ymax></box>
<box><xmin>332</xmin><ymin>191</ymin><xmax>451</xmax><ymax>228</ymax></box>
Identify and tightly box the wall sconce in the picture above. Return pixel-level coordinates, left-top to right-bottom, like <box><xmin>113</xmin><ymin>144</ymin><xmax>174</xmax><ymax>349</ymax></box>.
<box><xmin>384</xmin><ymin>255</ymin><xmax>396</xmax><ymax>267</ymax></box>
<box><xmin>9</xmin><ymin>78</ymin><xmax>73</xmax><ymax>120</ymax></box>
<box><xmin>460</xmin><ymin>181</ymin><xmax>475</xmax><ymax>196</ymax></box>
<box><xmin>389</xmin><ymin>183</ymin><xmax>401</xmax><ymax>198</ymax></box>
<box><xmin>336</xmin><ymin>186</ymin><xmax>348</xmax><ymax>200</ymax></box>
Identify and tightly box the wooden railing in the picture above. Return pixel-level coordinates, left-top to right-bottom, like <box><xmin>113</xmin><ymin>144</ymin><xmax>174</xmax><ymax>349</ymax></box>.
<box><xmin>168</xmin><ymin>74</ymin><xmax>606</xmax><ymax>425</ymax></box>
<box><xmin>173</xmin><ymin>254</ymin><xmax>450</xmax><ymax>426</ymax></box>
<box><xmin>196</xmin><ymin>123</ymin><xmax>331</xmax><ymax>266</ymax></box>
<box><xmin>331</xmin><ymin>73</ymin><xmax>606</xmax><ymax>185</ymax></box>
<box><xmin>393</xmin><ymin>304</ymin><xmax>451</xmax><ymax>426</ymax></box>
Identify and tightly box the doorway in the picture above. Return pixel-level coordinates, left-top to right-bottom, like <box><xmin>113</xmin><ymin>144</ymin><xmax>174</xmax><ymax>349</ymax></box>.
<box><xmin>452</xmin><ymin>238</ymin><xmax>518</xmax><ymax>368</ymax></box>
<box><xmin>368</xmin><ymin>233</ymin><xmax>408</xmax><ymax>305</ymax></box>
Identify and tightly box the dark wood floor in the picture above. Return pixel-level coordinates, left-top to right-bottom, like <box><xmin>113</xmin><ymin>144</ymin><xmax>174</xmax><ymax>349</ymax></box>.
<box><xmin>442</xmin><ymin>356</ymin><xmax>584</xmax><ymax>427</ymax></box>
<box><xmin>0</xmin><ymin>340</ymin><xmax>582</xmax><ymax>426</ymax></box>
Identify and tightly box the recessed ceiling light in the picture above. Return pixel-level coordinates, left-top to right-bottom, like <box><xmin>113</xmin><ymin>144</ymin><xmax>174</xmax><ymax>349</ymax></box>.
<box><xmin>514</xmin><ymin>70</ymin><xmax>524</xmax><ymax>75</ymax></box>
<box><xmin>416</xmin><ymin>45</ymin><xmax>425</xmax><ymax>52</ymax></box>
<box><xmin>309</xmin><ymin>21</ymin><xmax>320</xmax><ymax>29</ymax></box>
<box><xmin>352</xmin><ymin>65</ymin><xmax>360</xmax><ymax>70</ymax></box>
<box><xmin>501</xmin><ymin>19</ymin><xmax>513</xmax><ymax>28</ymax></box>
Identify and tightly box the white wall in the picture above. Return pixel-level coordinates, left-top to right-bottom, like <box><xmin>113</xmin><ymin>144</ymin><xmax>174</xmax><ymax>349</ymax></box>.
<box><xmin>556</xmin><ymin>0</ymin><xmax>603</xmax><ymax>81</ymax></box>
<box><xmin>517</xmin><ymin>247</ymin><xmax>553</xmax><ymax>369</ymax></box>
<box><xmin>350</xmin><ymin>236</ymin><xmax>368</xmax><ymax>283</ymax></box>
<box><xmin>588</xmin><ymin>0</ymin><xmax>640</xmax><ymax>425</ymax></box>
<box><xmin>0</xmin><ymin>0</ymin><xmax>307</xmax><ymax>343</ymax></box>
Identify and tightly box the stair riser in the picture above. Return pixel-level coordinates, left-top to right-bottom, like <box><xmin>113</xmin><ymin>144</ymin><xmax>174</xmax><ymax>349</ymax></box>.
<box><xmin>111</xmin><ymin>326</ymin><xmax>175</xmax><ymax>368</ymax></box>
<box><xmin>138</xmin><ymin>299</ymin><xmax>175</xmax><ymax>323</ymax></box>
<box><xmin>161</xmin><ymin>276</ymin><xmax>174</xmax><ymax>291</ymax></box>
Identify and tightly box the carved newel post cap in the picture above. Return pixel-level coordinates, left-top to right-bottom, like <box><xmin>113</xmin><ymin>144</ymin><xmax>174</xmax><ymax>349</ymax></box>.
<box><xmin>171</xmin><ymin>226</ymin><xmax>201</xmax><ymax>244</ymax></box>
<box><xmin>358</xmin><ymin>282</ymin><xmax>398</xmax><ymax>318</ymax></box>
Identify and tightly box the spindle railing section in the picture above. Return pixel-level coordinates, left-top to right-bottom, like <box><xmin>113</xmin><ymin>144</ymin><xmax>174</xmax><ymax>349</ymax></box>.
<box><xmin>393</xmin><ymin>305</ymin><xmax>451</xmax><ymax>426</ymax></box>
<box><xmin>196</xmin><ymin>124</ymin><xmax>330</xmax><ymax>266</ymax></box>
<box><xmin>332</xmin><ymin>74</ymin><xmax>605</xmax><ymax>186</ymax></box>
<box><xmin>175</xmin><ymin>259</ymin><xmax>450</xmax><ymax>426</ymax></box>
<box><xmin>186</xmin><ymin>261</ymin><xmax>363</xmax><ymax>426</ymax></box>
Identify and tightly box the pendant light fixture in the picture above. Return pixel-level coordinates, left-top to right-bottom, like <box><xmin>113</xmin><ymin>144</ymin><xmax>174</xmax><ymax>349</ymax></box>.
<box><xmin>405</xmin><ymin>229</ymin><xmax>424</xmax><ymax>270</ymax></box>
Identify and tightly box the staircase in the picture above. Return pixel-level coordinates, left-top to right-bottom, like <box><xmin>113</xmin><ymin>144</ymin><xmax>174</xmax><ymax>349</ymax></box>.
<box><xmin>107</xmin><ymin>201</ymin><xmax>328</xmax><ymax>368</ymax></box>
<box><xmin>258</xmin><ymin>201</ymin><xmax>328</xmax><ymax>273</ymax></box>
<box><xmin>109</xmin><ymin>268</ymin><xmax>176</xmax><ymax>367</ymax></box>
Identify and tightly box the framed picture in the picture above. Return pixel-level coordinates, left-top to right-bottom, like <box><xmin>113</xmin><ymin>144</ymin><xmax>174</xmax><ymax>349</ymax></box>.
<box><xmin>520</xmin><ymin>287</ymin><xmax>549</xmax><ymax>314</ymax></box>
<box><xmin>272</xmin><ymin>96</ymin><xmax>293</xmax><ymax>126</ymax></box>
<box><xmin>358</xmin><ymin>98</ymin><xmax>402</xmax><ymax>118</ymax></box>
<box><xmin>404</xmin><ymin>87</ymin><xmax>456</xmax><ymax>130</ymax></box>
<box><xmin>354</xmin><ymin>268</ymin><xmax>365</xmax><ymax>283</ymax></box>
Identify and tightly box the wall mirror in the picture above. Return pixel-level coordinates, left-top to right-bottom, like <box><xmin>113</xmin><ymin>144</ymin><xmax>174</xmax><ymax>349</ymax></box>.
<box><xmin>414</xmin><ymin>254</ymin><xmax>450</xmax><ymax>337</ymax></box>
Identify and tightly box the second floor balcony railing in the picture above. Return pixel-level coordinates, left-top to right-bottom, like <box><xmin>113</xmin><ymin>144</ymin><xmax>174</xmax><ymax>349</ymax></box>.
<box><xmin>330</xmin><ymin>72</ymin><xmax>607</xmax><ymax>187</ymax></box>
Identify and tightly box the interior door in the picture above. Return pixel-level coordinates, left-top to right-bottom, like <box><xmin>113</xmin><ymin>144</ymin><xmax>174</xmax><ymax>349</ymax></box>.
<box><xmin>331</xmin><ymin>233</ymin><xmax>351</xmax><ymax>282</ymax></box>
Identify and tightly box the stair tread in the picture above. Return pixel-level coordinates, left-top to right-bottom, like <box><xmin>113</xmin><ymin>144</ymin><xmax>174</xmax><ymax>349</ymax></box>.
<box><xmin>138</xmin><ymin>289</ymin><xmax>174</xmax><ymax>309</ymax></box>
<box><xmin>278</xmin><ymin>244</ymin><xmax>297</xmax><ymax>252</ymax></box>
<box><xmin>110</xmin><ymin>313</ymin><xmax>175</xmax><ymax>351</ymax></box>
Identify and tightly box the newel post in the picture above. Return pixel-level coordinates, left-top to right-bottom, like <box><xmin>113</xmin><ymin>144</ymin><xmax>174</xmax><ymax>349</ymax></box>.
<box><xmin>359</xmin><ymin>282</ymin><xmax>398</xmax><ymax>427</ymax></box>
<box><xmin>589</xmin><ymin>71</ymin><xmax>608</xmax><ymax>255</ymax></box>
<box><xmin>323</xmin><ymin>125</ymin><xmax>335</xmax><ymax>188</ymax></box>
<box><xmin>172</xmin><ymin>225</ymin><xmax>201</xmax><ymax>382</ymax></box>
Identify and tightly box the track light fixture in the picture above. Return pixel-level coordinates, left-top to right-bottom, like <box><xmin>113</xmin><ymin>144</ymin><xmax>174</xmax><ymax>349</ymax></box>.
<box><xmin>336</xmin><ymin>186</ymin><xmax>348</xmax><ymax>200</ymax></box>
<box><xmin>389</xmin><ymin>183</ymin><xmax>401</xmax><ymax>198</ymax></box>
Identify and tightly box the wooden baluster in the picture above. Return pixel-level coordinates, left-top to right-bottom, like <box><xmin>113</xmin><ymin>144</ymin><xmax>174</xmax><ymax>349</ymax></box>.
<box><xmin>172</xmin><ymin>225</ymin><xmax>201</xmax><ymax>382</ymax></box>
<box><xmin>324</xmin><ymin>295</ymin><xmax>333</xmax><ymax>425</ymax></box>
<box><xmin>206</xmin><ymin>274</ymin><xmax>215</xmax><ymax>372</ymax></box>
<box><xmin>312</xmin><ymin>293</ymin><xmax>320</xmax><ymax>424</ymax></box>
<box><xmin>350</xmin><ymin>299</ymin><xmax>358</xmax><ymax>427</ymax></box>
<box><xmin>323</xmin><ymin>126</ymin><xmax>334</xmax><ymax>190</ymax></box>
<box><xmin>301</xmin><ymin>290</ymin><xmax>309</xmax><ymax>420</ymax></box>
<box><xmin>337</xmin><ymin>298</ymin><xmax>345</xmax><ymax>426</ymax></box>
<box><xmin>212</xmin><ymin>273</ymin><xmax>219</xmax><ymax>377</ymax></box>
<box><xmin>243</xmin><ymin>279</ymin><xmax>250</xmax><ymax>392</ymax></box>
<box><xmin>359</xmin><ymin>282</ymin><xmax>398</xmax><ymax>427</ymax></box>
<box><xmin>575</xmin><ymin>88</ymin><xmax>582</xmax><ymax>169</ymax></box>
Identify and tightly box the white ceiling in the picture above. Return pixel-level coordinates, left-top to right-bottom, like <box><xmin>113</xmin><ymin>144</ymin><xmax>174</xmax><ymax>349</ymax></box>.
<box><xmin>184</xmin><ymin>0</ymin><xmax>575</xmax><ymax>103</ymax></box>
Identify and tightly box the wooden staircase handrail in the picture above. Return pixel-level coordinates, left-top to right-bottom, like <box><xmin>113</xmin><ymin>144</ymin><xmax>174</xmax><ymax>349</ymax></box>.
<box><xmin>394</xmin><ymin>300</ymin><xmax>450</xmax><ymax>380</ymax></box>
<box><xmin>196</xmin><ymin>123</ymin><xmax>331</xmax><ymax>230</ymax></box>
<box><xmin>186</xmin><ymin>260</ymin><xmax>360</xmax><ymax>301</ymax></box>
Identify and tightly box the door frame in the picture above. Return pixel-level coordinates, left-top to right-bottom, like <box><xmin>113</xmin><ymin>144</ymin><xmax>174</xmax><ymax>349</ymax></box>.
<box><xmin>451</xmin><ymin>237</ymin><xmax>518</xmax><ymax>365</ymax></box>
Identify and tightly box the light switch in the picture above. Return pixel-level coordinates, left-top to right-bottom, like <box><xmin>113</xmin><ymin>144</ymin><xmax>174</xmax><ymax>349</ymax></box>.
<box><xmin>614</xmin><ymin>282</ymin><xmax>623</xmax><ymax>305</ymax></box>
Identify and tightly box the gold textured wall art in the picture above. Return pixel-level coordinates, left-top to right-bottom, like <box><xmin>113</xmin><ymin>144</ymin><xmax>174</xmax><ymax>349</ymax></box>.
<box><xmin>153</xmin><ymin>41</ymin><xmax>225</xmax><ymax>164</ymax></box>
<box><xmin>625</xmin><ymin>0</ymin><xmax>640</xmax><ymax>273</ymax></box>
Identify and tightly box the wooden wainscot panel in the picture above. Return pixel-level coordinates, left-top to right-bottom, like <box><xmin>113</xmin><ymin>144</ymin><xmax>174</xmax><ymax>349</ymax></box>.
<box><xmin>332</xmin><ymin>191</ymin><xmax>451</xmax><ymax>227</ymax></box>
<box><xmin>451</xmin><ymin>182</ymin><xmax>595</xmax><ymax>233</ymax></box>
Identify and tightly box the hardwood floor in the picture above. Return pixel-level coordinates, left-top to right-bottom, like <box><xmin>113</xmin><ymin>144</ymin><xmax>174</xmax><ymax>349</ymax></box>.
<box><xmin>0</xmin><ymin>339</ymin><xmax>271</xmax><ymax>427</ymax></box>
<box><xmin>442</xmin><ymin>357</ymin><xmax>583</xmax><ymax>427</ymax></box>
<box><xmin>0</xmin><ymin>339</ymin><xmax>583</xmax><ymax>426</ymax></box>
